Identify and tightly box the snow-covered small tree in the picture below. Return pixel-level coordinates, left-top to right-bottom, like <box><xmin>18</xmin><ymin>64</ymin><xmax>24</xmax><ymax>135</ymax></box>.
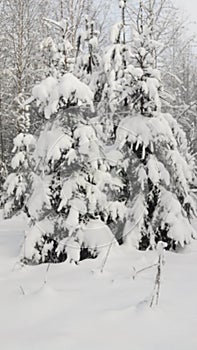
<box><xmin>0</xmin><ymin>160</ymin><xmax>7</xmax><ymax>208</ymax></box>
<box><xmin>22</xmin><ymin>64</ymin><xmax>127</xmax><ymax>264</ymax></box>
<box><xmin>40</xmin><ymin>17</ymin><xmax>75</xmax><ymax>79</ymax></box>
<box><xmin>3</xmin><ymin>102</ymin><xmax>35</xmax><ymax>218</ymax></box>
<box><xmin>74</xmin><ymin>18</ymin><xmax>104</xmax><ymax>103</ymax></box>
<box><xmin>99</xmin><ymin>0</ymin><xmax>153</xmax><ymax>143</ymax></box>
<box><xmin>110</xmin><ymin>1</ymin><xmax>197</xmax><ymax>250</ymax></box>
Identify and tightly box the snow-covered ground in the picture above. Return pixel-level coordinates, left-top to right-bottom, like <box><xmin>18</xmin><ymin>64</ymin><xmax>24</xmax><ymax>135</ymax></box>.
<box><xmin>0</xmin><ymin>213</ymin><xmax>197</xmax><ymax>350</ymax></box>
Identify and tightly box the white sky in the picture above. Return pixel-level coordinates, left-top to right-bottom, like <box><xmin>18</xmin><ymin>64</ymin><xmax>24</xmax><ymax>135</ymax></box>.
<box><xmin>174</xmin><ymin>0</ymin><xmax>197</xmax><ymax>33</ymax></box>
<box><xmin>176</xmin><ymin>0</ymin><xmax>197</xmax><ymax>11</ymax></box>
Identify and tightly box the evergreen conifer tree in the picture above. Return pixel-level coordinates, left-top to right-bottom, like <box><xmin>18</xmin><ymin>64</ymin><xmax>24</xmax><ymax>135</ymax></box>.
<box><xmin>3</xmin><ymin>102</ymin><xmax>35</xmax><ymax>218</ymax></box>
<box><xmin>74</xmin><ymin>17</ymin><xmax>103</xmax><ymax>102</ymax></box>
<box><xmin>112</xmin><ymin>1</ymin><xmax>197</xmax><ymax>249</ymax></box>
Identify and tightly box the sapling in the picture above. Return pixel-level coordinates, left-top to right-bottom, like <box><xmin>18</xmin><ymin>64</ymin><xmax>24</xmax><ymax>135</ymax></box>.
<box><xmin>131</xmin><ymin>241</ymin><xmax>167</xmax><ymax>307</ymax></box>
<box><xmin>44</xmin><ymin>263</ymin><xmax>51</xmax><ymax>285</ymax></box>
<box><xmin>100</xmin><ymin>235</ymin><xmax>116</xmax><ymax>274</ymax></box>
<box><xmin>150</xmin><ymin>241</ymin><xmax>167</xmax><ymax>307</ymax></box>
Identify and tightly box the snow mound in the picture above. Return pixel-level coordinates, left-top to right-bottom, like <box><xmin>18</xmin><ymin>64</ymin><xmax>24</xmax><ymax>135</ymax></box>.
<box><xmin>79</xmin><ymin>220</ymin><xmax>118</xmax><ymax>255</ymax></box>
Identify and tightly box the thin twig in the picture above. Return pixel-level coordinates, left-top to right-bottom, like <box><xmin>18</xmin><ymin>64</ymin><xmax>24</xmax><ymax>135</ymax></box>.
<box><xmin>19</xmin><ymin>285</ymin><xmax>25</xmax><ymax>295</ymax></box>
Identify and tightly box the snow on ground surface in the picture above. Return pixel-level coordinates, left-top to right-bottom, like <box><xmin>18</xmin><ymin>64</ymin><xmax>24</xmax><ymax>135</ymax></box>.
<box><xmin>0</xmin><ymin>212</ymin><xmax>197</xmax><ymax>350</ymax></box>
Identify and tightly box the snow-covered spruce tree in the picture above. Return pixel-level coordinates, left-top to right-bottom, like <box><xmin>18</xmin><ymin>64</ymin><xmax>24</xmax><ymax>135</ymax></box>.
<box><xmin>3</xmin><ymin>102</ymin><xmax>35</xmax><ymax>218</ymax></box>
<box><xmin>109</xmin><ymin>1</ymin><xmax>196</xmax><ymax>250</ymax></box>
<box><xmin>74</xmin><ymin>18</ymin><xmax>104</xmax><ymax>103</ymax></box>
<box><xmin>40</xmin><ymin>17</ymin><xmax>74</xmax><ymax>79</ymax></box>
<box><xmin>0</xmin><ymin>160</ymin><xmax>7</xmax><ymax>208</ymax></box>
<box><xmin>99</xmin><ymin>0</ymin><xmax>129</xmax><ymax>140</ymax></box>
<box><xmin>98</xmin><ymin>0</ymin><xmax>145</xmax><ymax>141</ymax></box>
<box><xmin>22</xmin><ymin>46</ymin><xmax>127</xmax><ymax>264</ymax></box>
